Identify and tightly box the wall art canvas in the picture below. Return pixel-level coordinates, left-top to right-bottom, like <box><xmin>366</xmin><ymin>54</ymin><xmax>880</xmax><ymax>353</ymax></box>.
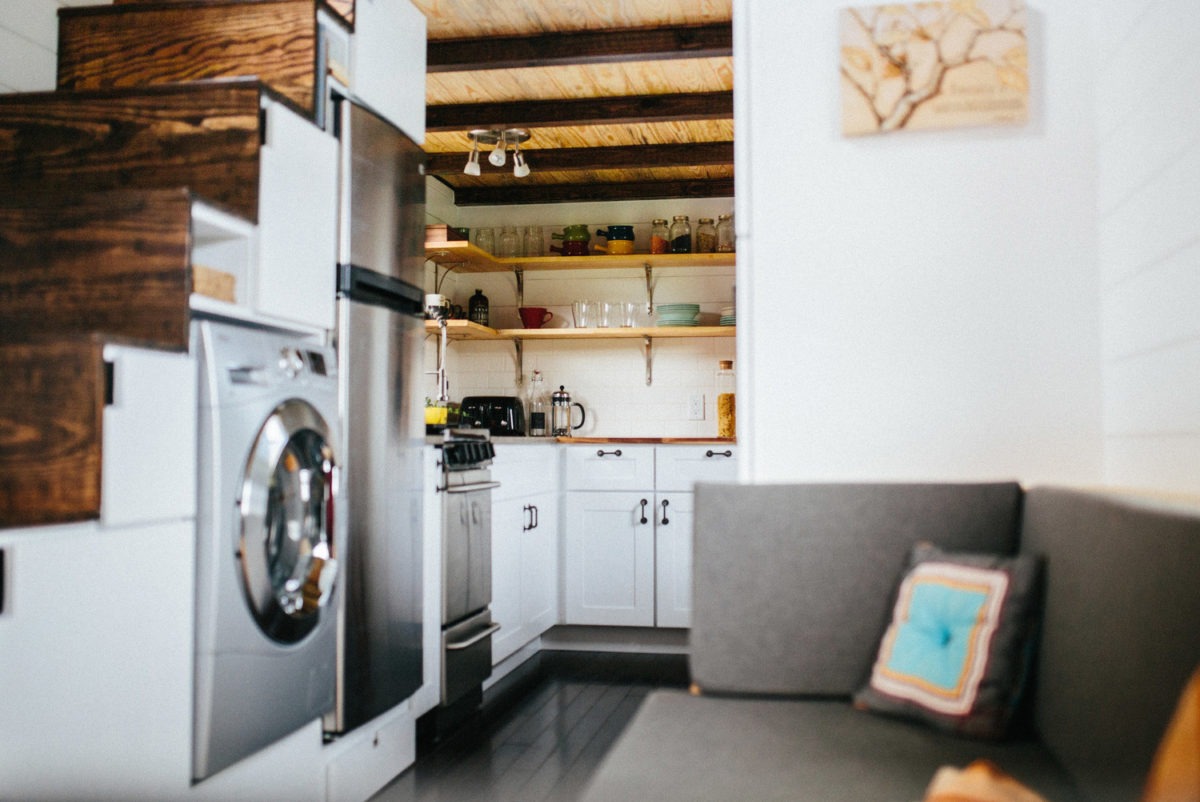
<box><xmin>840</xmin><ymin>1</ymin><xmax>1028</xmax><ymax>136</ymax></box>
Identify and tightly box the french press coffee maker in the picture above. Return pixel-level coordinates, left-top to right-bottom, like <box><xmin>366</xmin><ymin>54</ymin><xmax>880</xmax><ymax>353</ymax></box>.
<box><xmin>551</xmin><ymin>385</ymin><xmax>586</xmax><ymax>436</ymax></box>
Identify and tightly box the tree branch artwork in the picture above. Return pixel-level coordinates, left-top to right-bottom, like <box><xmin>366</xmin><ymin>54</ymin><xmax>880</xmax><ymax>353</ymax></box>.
<box><xmin>840</xmin><ymin>0</ymin><xmax>1028</xmax><ymax>136</ymax></box>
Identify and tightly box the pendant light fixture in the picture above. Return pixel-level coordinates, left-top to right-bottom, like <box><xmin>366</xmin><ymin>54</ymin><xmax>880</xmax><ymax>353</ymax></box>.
<box><xmin>462</xmin><ymin>128</ymin><xmax>532</xmax><ymax>177</ymax></box>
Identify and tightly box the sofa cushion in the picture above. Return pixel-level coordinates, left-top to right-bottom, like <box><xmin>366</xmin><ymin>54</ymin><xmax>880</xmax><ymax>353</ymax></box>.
<box><xmin>581</xmin><ymin>691</ymin><xmax>1082</xmax><ymax>802</ymax></box>
<box><xmin>1020</xmin><ymin>487</ymin><xmax>1200</xmax><ymax>802</ymax></box>
<box><xmin>690</xmin><ymin>482</ymin><xmax>1024</xmax><ymax>696</ymax></box>
<box><xmin>854</xmin><ymin>543</ymin><xmax>1042</xmax><ymax>739</ymax></box>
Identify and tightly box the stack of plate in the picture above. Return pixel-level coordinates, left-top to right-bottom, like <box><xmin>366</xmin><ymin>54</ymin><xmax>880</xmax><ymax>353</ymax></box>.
<box><xmin>720</xmin><ymin>305</ymin><xmax>736</xmax><ymax>326</ymax></box>
<box><xmin>656</xmin><ymin>303</ymin><xmax>700</xmax><ymax>327</ymax></box>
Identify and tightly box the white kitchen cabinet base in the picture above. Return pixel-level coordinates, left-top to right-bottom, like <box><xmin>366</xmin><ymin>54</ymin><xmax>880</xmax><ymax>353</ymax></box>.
<box><xmin>564</xmin><ymin>491</ymin><xmax>655</xmax><ymax>627</ymax></box>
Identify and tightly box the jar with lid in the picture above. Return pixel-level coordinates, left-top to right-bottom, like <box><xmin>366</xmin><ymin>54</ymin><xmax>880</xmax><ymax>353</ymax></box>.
<box><xmin>498</xmin><ymin>225</ymin><xmax>520</xmax><ymax>257</ymax></box>
<box><xmin>669</xmin><ymin>215</ymin><xmax>692</xmax><ymax>253</ymax></box>
<box><xmin>716</xmin><ymin>213</ymin><xmax>735</xmax><ymax>253</ymax></box>
<box><xmin>468</xmin><ymin>289</ymin><xmax>489</xmax><ymax>326</ymax></box>
<box><xmin>695</xmin><ymin>217</ymin><xmax>717</xmax><ymax>253</ymax></box>
<box><xmin>649</xmin><ymin>218</ymin><xmax>670</xmax><ymax>254</ymax></box>
<box><xmin>716</xmin><ymin>360</ymin><xmax>735</xmax><ymax>439</ymax></box>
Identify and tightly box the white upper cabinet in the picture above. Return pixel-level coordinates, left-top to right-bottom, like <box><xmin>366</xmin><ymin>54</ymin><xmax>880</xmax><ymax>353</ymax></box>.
<box><xmin>352</xmin><ymin>0</ymin><xmax>427</xmax><ymax>142</ymax></box>
<box><xmin>254</xmin><ymin>97</ymin><xmax>340</xmax><ymax>331</ymax></box>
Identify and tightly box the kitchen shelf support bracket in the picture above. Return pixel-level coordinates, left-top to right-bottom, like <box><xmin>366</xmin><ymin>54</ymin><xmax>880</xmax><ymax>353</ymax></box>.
<box><xmin>643</xmin><ymin>335</ymin><xmax>653</xmax><ymax>386</ymax></box>
<box><xmin>512</xmin><ymin>338</ymin><xmax>524</xmax><ymax>386</ymax></box>
<box><xmin>643</xmin><ymin>264</ymin><xmax>654</xmax><ymax>315</ymax></box>
<box><xmin>514</xmin><ymin>268</ymin><xmax>525</xmax><ymax>308</ymax></box>
<box><xmin>428</xmin><ymin>256</ymin><xmax>462</xmax><ymax>294</ymax></box>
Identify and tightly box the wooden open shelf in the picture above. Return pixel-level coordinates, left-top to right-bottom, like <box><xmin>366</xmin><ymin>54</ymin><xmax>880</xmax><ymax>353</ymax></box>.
<box><xmin>425</xmin><ymin>240</ymin><xmax>736</xmax><ymax>272</ymax></box>
<box><xmin>426</xmin><ymin>320</ymin><xmax>735</xmax><ymax>341</ymax></box>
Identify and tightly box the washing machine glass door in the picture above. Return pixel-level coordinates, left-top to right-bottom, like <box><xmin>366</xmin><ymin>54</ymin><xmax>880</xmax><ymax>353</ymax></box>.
<box><xmin>239</xmin><ymin>398</ymin><xmax>339</xmax><ymax>644</ymax></box>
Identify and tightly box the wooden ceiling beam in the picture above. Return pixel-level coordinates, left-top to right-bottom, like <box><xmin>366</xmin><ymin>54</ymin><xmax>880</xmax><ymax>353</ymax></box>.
<box><xmin>449</xmin><ymin>178</ymin><xmax>735</xmax><ymax>206</ymax></box>
<box><xmin>425</xmin><ymin>91</ymin><xmax>732</xmax><ymax>132</ymax></box>
<box><xmin>424</xmin><ymin>141</ymin><xmax>734</xmax><ymax>175</ymax></box>
<box><xmin>427</xmin><ymin>22</ymin><xmax>732</xmax><ymax>72</ymax></box>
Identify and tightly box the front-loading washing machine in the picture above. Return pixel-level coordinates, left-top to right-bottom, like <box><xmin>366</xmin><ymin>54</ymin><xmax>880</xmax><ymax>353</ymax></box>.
<box><xmin>192</xmin><ymin>318</ymin><xmax>343</xmax><ymax>782</ymax></box>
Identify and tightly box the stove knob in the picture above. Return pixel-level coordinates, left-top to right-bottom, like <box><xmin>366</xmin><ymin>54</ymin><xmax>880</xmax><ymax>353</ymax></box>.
<box><xmin>279</xmin><ymin>348</ymin><xmax>304</xmax><ymax>378</ymax></box>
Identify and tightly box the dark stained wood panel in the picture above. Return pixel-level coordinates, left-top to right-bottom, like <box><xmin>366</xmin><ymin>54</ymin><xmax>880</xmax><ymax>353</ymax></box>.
<box><xmin>0</xmin><ymin>81</ymin><xmax>263</xmax><ymax>222</ymax></box>
<box><xmin>453</xmin><ymin>177</ymin><xmax>735</xmax><ymax>206</ymax></box>
<box><xmin>426</xmin><ymin>91</ymin><xmax>733</xmax><ymax>132</ymax></box>
<box><xmin>57</xmin><ymin>0</ymin><xmax>321</xmax><ymax>118</ymax></box>
<box><xmin>425</xmin><ymin>142</ymin><xmax>734</xmax><ymax>175</ymax></box>
<box><xmin>0</xmin><ymin>188</ymin><xmax>194</xmax><ymax>350</ymax></box>
<box><xmin>111</xmin><ymin>0</ymin><xmax>355</xmax><ymax>27</ymax></box>
<box><xmin>428</xmin><ymin>23</ymin><xmax>732</xmax><ymax>72</ymax></box>
<box><xmin>0</xmin><ymin>336</ymin><xmax>105</xmax><ymax>528</ymax></box>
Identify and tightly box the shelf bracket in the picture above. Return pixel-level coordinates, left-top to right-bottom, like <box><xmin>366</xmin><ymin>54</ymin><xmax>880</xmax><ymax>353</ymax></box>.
<box><xmin>427</xmin><ymin>256</ymin><xmax>464</xmax><ymax>294</ymax></box>
<box><xmin>514</xmin><ymin>268</ymin><xmax>525</xmax><ymax>308</ymax></box>
<box><xmin>513</xmin><ymin>338</ymin><xmax>524</xmax><ymax>386</ymax></box>
<box><xmin>643</xmin><ymin>264</ymin><xmax>654</xmax><ymax>315</ymax></box>
<box><xmin>643</xmin><ymin>335</ymin><xmax>653</xmax><ymax>386</ymax></box>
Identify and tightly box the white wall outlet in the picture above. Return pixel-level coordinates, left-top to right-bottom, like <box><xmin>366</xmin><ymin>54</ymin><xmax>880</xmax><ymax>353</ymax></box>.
<box><xmin>687</xmin><ymin>393</ymin><xmax>705</xmax><ymax>420</ymax></box>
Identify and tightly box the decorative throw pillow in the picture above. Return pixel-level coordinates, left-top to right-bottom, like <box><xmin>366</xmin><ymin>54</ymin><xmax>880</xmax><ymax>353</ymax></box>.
<box><xmin>854</xmin><ymin>542</ymin><xmax>1043</xmax><ymax>739</ymax></box>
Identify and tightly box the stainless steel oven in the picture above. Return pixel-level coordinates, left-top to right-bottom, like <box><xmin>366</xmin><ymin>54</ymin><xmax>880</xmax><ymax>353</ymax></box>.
<box><xmin>438</xmin><ymin>430</ymin><xmax>500</xmax><ymax>707</ymax></box>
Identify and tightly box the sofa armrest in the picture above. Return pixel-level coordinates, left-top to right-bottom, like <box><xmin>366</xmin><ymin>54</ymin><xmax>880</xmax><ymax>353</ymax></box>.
<box><xmin>688</xmin><ymin>481</ymin><xmax>1023</xmax><ymax>696</ymax></box>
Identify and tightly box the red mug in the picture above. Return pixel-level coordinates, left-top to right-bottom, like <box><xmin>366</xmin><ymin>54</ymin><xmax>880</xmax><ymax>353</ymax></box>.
<box><xmin>518</xmin><ymin>307</ymin><xmax>554</xmax><ymax>329</ymax></box>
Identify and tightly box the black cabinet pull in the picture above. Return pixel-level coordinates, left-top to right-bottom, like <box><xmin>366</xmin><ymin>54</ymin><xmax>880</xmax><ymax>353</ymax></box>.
<box><xmin>597</xmin><ymin>449</ymin><xmax>623</xmax><ymax>457</ymax></box>
<box><xmin>660</xmin><ymin>498</ymin><xmax>670</xmax><ymax>525</ymax></box>
<box><xmin>523</xmin><ymin>503</ymin><xmax>534</xmax><ymax>531</ymax></box>
<box><xmin>705</xmin><ymin>449</ymin><xmax>733</xmax><ymax>458</ymax></box>
<box><xmin>531</xmin><ymin>504</ymin><xmax>539</xmax><ymax>530</ymax></box>
<box><xmin>639</xmin><ymin>498</ymin><xmax>649</xmax><ymax>525</ymax></box>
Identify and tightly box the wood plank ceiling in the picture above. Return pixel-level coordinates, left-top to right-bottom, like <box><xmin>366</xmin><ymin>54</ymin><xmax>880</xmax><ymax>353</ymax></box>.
<box><xmin>410</xmin><ymin>0</ymin><xmax>734</xmax><ymax>206</ymax></box>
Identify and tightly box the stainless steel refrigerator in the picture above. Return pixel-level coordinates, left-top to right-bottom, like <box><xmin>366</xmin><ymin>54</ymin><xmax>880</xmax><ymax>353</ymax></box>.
<box><xmin>325</xmin><ymin>94</ymin><xmax>426</xmax><ymax>734</ymax></box>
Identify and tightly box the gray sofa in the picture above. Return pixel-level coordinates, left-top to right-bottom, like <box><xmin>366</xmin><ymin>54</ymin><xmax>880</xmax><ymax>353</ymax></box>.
<box><xmin>583</xmin><ymin>483</ymin><xmax>1200</xmax><ymax>801</ymax></box>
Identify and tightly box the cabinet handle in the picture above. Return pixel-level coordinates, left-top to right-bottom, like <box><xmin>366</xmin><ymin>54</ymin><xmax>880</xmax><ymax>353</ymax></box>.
<box><xmin>705</xmin><ymin>449</ymin><xmax>733</xmax><ymax>458</ymax></box>
<box><xmin>531</xmin><ymin>504</ymin><xmax>539</xmax><ymax>530</ymax></box>
<box><xmin>660</xmin><ymin>498</ymin><xmax>670</xmax><ymax>525</ymax></box>
<box><xmin>597</xmin><ymin>449</ymin><xmax>623</xmax><ymax>458</ymax></box>
<box><xmin>523</xmin><ymin>504</ymin><xmax>534</xmax><ymax>531</ymax></box>
<box><xmin>639</xmin><ymin>498</ymin><xmax>649</xmax><ymax>525</ymax></box>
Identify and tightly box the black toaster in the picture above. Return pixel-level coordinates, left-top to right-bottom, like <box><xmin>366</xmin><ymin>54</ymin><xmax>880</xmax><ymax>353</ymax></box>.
<box><xmin>459</xmin><ymin>396</ymin><xmax>526</xmax><ymax>436</ymax></box>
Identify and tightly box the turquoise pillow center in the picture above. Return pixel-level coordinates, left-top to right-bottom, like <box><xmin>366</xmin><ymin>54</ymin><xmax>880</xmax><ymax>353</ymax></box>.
<box><xmin>884</xmin><ymin>579</ymin><xmax>989</xmax><ymax>693</ymax></box>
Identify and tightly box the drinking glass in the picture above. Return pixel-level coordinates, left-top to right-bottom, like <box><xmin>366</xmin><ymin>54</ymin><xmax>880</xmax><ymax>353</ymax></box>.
<box><xmin>619</xmin><ymin>302</ymin><xmax>638</xmax><ymax>327</ymax></box>
<box><xmin>572</xmin><ymin>300</ymin><xmax>593</xmax><ymax>328</ymax></box>
<box><xmin>523</xmin><ymin>225</ymin><xmax>543</xmax><ymax>257</ymax></box>
<box><xmin>595</xmin><ymin>302</ymin><xmax>612</xmax><ymax>328</ymax></box>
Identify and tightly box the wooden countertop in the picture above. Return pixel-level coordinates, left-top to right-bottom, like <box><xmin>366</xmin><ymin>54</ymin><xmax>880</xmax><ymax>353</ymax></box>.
<box><xmin>555</xmin><ymin>437</ymin><xmax>736</xmax><ymax>445</ymax></box>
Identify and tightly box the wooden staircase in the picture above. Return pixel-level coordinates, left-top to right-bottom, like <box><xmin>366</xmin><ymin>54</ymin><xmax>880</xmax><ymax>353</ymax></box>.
<box><xmin>0</xmin><ymin>1</ymin><xmax>353</xmax><ymax>528</ymax></box>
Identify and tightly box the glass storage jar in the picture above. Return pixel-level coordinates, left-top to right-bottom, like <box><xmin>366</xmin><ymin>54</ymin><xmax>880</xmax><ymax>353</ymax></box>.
<box><xmin>716</xmin><ymin>213</ymin><xmax>735</xmax><ymax>253</ymax></box>
<box><xmin>650</xmin><ymin>218</ymin><xmax>670</xmax><ymax>254</ymax></box>
<box><xmin>669</xmin><ymin>215</ymin><xmax>692</xmax><ymax>253</ymax></box>
<box><xmin>716</xmin><ymin>359</ymin><xmax>735</xmax><ymax>438</ymax></box>
<box><xmin>695</xmin><ymin>217</ymin><xmax>717</xmax><ymax>253</ymax></box>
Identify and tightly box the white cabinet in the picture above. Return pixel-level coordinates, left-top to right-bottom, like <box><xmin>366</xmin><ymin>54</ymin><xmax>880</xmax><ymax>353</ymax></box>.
<box><xmin>564</xmin><ymin>490</ymin><xmax>656</xmax><ymax>626</ymax></box>
<box><xmin>351</xmin><ymin>0</ymin><xmax>427</xmax><ymax>142</ymax></box>
<box><xmin>563</xmin><ymin>447</ymin><xmax>656</xmax><ymax>626</ymax></box>
<box><xmin>101</xmin><ymin>344</ymin><xmax>196</xmax><ymax>528</ymax></box>
<box><xmin>490</xmin><ymin>445</ymin><xmax>559</xmax><ymax>664</ymax></box>
<box><xmin>563</xmin><ymin>445</ymin><xmax>737</xmax><ymax>628</ymax></box>
<box><xmin>254</xmin><ymin>97</ymin><xmax>339</xmax><ymax>331</ymax></box>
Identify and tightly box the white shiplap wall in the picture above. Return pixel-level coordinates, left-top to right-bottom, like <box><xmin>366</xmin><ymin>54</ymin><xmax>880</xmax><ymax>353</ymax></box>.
<box><xmin>1095</xmin><ymin>0</ymin><xmax>1200</xmax><ymax>492</ymax></box>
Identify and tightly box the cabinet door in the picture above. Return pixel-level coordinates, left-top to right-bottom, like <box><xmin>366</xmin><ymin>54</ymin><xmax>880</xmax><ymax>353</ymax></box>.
<box><xmin>565</xmin><ymin>446</ymin><xmax>655</xmax><ymax>491</ymax></box>
<box><xmin>490</xmin><ymin>494</ymin><xmax>527</xmax><ymax>664</ymax></box>
<box><xmin>654</xmin><ymin>492</ymin><xmax>695</xmax><ymax>629</ymax></box>
<box><xmin>521</xmin><ymin>489</ymin><xmax>558</xmax><ymax>639</ymax></box>
<box><xmin>255</xmin><ymin>98</ymin><xmax>339</xmax><ymax>330</ymax></box>
<box><xmin>564</xmin><ymin>491</ymin><xmax>654</xmax><ymax>626</ymax></box>
<box><xmin>654</xmin><ymin>445</ymin><xmax>738</xmax><ymax>492</ymax></box>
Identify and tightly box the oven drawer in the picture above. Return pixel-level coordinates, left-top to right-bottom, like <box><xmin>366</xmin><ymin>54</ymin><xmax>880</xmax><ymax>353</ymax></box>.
<box><xmin>441</xmin><ymin>609</ymin><xmax>499</xmax><ymax>705</ymax></box>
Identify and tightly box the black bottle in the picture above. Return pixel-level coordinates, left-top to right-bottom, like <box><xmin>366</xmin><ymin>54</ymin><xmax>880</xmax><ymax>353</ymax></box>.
<box><xmin>469</xmin><ymin>289</ymin><xmax>489</xmax><ymax>326</ymax></box>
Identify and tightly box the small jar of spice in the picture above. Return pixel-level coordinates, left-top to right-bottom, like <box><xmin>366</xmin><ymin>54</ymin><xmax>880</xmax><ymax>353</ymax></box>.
<box><xmin>716</xmin><ymin>213</ymin><xmax>735</xmax><ymax>253</ymax></box>
<box><xmin>669</xmin><ymin>215</ymin><xmax>692</xmax><ymax>253</ymax></box>
<box><xmin>716</xmin><ymin>359</ymin><xmax>735</xmax><ymax>438</ymax></box>
<box><xmin>695</xmin><ymin>217</ymin><xmax>717</xmax><ymax>253</ymax></box>
<box><xmin>650</xmin><ymin>218</ymin><xmax>670</xmax><ymax>254</ymax></box>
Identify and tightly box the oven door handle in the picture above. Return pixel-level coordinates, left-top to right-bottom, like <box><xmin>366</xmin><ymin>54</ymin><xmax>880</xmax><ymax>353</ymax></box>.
<box><xmin>442</xmin><ymin>481</ymin><xmax>502</xmax><ymax>494</ymax></box>
<box><xmin>445</xmin><ymin>621</ymin><xmax>501</xmax><ymax>650</ymax></box>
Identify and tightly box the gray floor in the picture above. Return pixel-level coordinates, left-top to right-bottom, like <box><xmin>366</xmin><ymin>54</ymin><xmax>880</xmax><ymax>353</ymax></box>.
<box><xmin>370</xmin><ymin>652</ymin><xmax>689</xmax><ymax>802</ymax></box>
